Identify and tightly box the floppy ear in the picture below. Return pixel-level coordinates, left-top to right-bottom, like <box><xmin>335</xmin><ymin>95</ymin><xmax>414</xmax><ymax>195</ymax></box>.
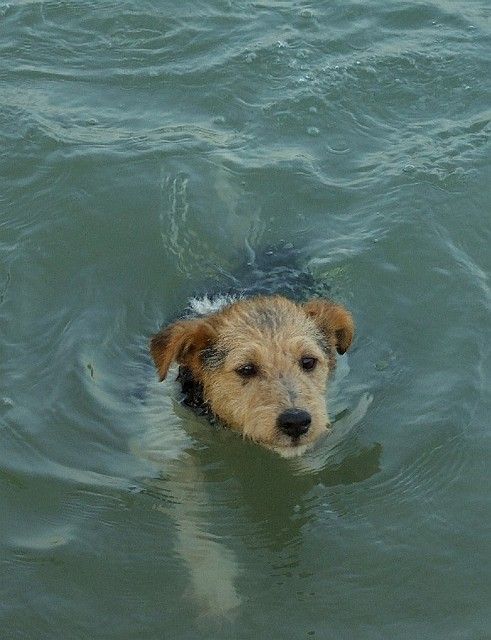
<box><xmin>303</xmin><ymin>299</ymin><xmax>354</xmax><ymax>355</ymax></box>
<box><xmin>150</xmin><ymin>319</ymin><xmax>216</xmax><ymax>381</ymax></box>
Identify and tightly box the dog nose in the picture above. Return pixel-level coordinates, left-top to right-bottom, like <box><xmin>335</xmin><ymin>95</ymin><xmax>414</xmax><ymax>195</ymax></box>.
<box><xmin>277</xmin><ymin>408</ymin><xmax>311</xmax><ymax>438</ymax></box>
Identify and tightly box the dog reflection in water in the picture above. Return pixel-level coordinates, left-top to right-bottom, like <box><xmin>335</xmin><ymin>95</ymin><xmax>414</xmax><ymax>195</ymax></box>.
<box><xmin>146</xmin><ymin>293</ymin><xmax>354</xmax><ymax>618</ymax></box>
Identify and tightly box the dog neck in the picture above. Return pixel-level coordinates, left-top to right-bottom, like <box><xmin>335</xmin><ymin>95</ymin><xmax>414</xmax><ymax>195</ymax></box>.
<box><xmin>176</xmin><ymin>366</ymin><xmax>211</xmax><ymax>417</ymax></box>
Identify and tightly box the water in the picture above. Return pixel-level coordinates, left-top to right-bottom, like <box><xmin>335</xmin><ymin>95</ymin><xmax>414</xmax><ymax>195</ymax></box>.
<box><xmin>1</xmin><ymin>0</ymin><xmax>490</xmax><ymax>638</ymax></box>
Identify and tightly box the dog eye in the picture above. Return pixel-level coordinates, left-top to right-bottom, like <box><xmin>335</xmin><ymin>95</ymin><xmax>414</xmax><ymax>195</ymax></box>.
<box><xmin>300</xmin><ymin>356</ymin><xmax>317</xmax><ymax>371</ymax></box>
<box><xmin>235</xmin><ymin>363</ymin><xmax>258</xmax><ymax>378</ymax></box>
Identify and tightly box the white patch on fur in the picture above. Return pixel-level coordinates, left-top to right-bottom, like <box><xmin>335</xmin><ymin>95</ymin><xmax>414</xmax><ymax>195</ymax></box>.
<box><xmin>272</xmin><ymin>443</ymin><xmax>311</xmax><ymax>458</ymax></box>
<box><xmin>187</xmin><ymin>294</ymin><xmax>239</xmax><ymax>317</ymax></box>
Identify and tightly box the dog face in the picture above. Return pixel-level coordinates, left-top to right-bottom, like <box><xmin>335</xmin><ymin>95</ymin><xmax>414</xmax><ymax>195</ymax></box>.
<box><xmin>150</xmin><ymin>296</ymin><xmax>354</xmax><ymax>456</ymax></box>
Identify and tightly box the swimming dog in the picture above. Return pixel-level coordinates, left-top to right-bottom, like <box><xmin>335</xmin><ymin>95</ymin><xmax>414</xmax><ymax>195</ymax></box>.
<box><xmin>150</xmin><ymin>250</ymin><xmax>354</xmax><ymax>457</ymax></box>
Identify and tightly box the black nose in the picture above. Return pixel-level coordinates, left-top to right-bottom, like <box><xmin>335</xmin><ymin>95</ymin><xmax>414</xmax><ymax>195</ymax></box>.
<box><xmin>277</xmin><ymin>408</ymin><xmax>311</xmax><ymax>438</ymax></box>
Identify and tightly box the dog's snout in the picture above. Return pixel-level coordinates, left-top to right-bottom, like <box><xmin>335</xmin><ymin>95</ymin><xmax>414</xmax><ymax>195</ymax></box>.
<box><xmin>277</xmin><ymin>408</ymin><xmax>311</xmax><ymax>438</ymax></box>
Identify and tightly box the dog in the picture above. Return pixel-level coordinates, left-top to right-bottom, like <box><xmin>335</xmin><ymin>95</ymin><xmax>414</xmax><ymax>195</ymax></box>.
<box><xmin>149</xmin><ymin>251</ymin><xmax>354</xmax><ymax>457</ymax></box>
<box><xmin>140</xmin><ymin>246</ymin><xmax>360</xmax><ymax>617</ymax></box>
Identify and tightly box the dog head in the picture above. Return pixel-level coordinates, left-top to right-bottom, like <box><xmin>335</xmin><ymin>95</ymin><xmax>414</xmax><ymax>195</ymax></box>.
<box><xmin>150</xmin><ymin>295</ymin><xmax>354</xmax><ymax>456</ymax></box>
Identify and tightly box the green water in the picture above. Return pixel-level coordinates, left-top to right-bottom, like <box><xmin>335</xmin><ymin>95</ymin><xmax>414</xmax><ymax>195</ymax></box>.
<box><xmin>1</xmin><ymin>0</ymin><xmax>490</xmax><ymax>638</ymax></box>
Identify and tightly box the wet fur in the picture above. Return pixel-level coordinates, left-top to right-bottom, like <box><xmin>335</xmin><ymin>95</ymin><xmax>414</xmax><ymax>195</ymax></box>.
<box><xmin>150</xmin><ymin>295</ymin><xmax>354</xmax><ymax>456</ymax></box>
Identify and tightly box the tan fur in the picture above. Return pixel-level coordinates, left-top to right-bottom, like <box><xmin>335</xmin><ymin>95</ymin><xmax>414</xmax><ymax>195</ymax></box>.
<box><xmin>150</xmin><ymin>318</ymin><xmax>216</xmax><ymax>381</ymax></box>
<box><xmin>150</xmin><ymin>295</ymin><xmax>354</xmax><ymax>456</ymax></box>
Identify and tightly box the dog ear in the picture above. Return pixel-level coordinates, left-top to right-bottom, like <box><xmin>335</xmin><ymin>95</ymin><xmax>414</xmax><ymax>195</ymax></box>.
<box><xmin>150</xmin><ymin>319</ymin><xmax>216</xmax><ymax>381</ymax></box>
<box><xmin>303</xmin><ymin>299</ymin><xmax>354</xmax><ymax>355</ymax></box>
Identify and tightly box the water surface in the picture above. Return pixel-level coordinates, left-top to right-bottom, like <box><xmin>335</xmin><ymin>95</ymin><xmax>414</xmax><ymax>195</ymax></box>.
<box><xmin>1</xmin><ymin>1</ymin><xmax>490</xmax><ymax>638</ymax></box>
